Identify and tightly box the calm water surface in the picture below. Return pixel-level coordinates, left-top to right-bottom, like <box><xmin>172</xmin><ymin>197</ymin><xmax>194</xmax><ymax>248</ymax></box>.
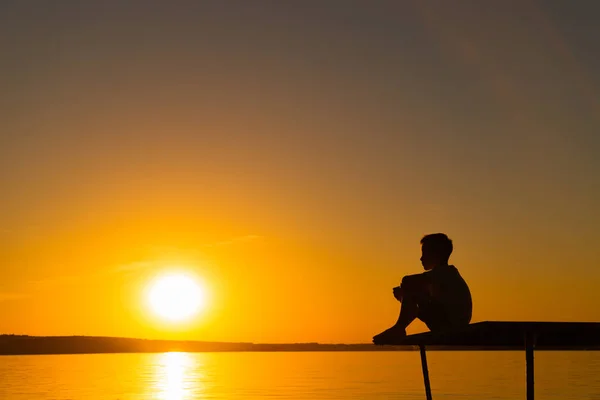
<box><xmin>1</xmin><ymin>351</ymin><xmax>599</xmax><ymax>399</ymax></box>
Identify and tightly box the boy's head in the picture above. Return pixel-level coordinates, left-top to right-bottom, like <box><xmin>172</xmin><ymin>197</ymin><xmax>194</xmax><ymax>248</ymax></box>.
<box><xmin>420</xmin><ymin>233</ymin><xmax>453</xmax><ymax>270</ymax></box>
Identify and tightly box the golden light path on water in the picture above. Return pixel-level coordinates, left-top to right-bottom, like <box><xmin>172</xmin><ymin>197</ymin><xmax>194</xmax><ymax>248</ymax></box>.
<box><xmin>153</xmin><ymin>352</ymin><xmax>202</xmax><ymax>400</ymax></box>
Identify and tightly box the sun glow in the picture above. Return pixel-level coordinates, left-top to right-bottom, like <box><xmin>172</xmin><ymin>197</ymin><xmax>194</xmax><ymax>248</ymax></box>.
<box><xmin>147</xmin><ymin>273</ymin><xmax>205</xmax><ymax>322</ymax></box>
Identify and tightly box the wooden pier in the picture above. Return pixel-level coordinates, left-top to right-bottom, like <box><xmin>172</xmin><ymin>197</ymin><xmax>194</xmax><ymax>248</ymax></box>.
<box><xmin>395</xmin><ymin>321</ymin><xmax>600</xmax><ymax>400</ymax></box>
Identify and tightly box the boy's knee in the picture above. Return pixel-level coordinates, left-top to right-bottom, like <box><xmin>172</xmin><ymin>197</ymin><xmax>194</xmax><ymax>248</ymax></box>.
<box><xmin>401</xmin><ymin>274</ymin><xmax>420</xmax><ymax>287</ymax></box>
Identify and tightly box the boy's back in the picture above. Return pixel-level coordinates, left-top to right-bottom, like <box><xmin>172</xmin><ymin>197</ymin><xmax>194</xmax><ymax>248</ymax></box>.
<box><xmin>425</xmin><ymin>264</ymin><xmax>472</xmax><ymax>328</ymax></box>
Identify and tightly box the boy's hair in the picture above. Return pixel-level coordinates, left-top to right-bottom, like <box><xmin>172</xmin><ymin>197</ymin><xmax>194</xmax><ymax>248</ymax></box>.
<box><xmin>420</xmin><ymin>233</ymin><xmax>453</xmax><ymax>261</ymax></box>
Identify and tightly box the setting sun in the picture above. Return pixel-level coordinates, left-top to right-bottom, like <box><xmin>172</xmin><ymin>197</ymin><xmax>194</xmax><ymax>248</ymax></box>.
<box><xmin>147</xmin><ymin>273</ymin><xmax>205</xmax><ymax>322</ymax></box>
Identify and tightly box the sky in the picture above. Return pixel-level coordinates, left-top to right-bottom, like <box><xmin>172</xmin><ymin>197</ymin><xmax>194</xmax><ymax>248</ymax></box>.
<box><xmin>1</xmin><ymin>0</ymin><xmax>599</xmax><ymax>344</ymax></box>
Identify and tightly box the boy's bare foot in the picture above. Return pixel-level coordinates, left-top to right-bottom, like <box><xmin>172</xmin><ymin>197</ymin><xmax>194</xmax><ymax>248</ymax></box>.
<box><xmin>372</xmin><ymin>325</ymin><xmax>407</xmax><ymax>345</ymax></box>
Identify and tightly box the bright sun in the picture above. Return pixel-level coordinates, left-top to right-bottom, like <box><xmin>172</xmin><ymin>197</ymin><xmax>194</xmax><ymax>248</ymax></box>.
<box><xmin>147</xmin><ymin>273</ymin><xmax>205</xmax><ymax>322</ymax></box>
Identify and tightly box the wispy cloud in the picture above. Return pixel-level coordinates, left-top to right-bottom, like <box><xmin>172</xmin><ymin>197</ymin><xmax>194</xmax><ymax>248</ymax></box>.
<box><xmin>28</xmin><ymin>262</ymin><xmax>154</xmax><ymax>290</ymax></box>
<box><xmin>0</xmin><ymin>292</ymin><xmax>27</xmax><ymax>302</ymax></box>
<box><xmin>22</xmin><ymin>235</ymin><xmax>263</xmax><ymax>293</ymax></box>
<box><xmin>28</xmin><ymin>274</ymin><xmax>81</xmax><ymax>289</ymax></box>
<box><xmin>111</xmin><ymin>261</ymin><xmax>156</xmax><ymax>273</ymax></box>
<box><xmin>202</xmin><ymin>234</ymin><xmax>263</xmax><ymax>248</ymax></box>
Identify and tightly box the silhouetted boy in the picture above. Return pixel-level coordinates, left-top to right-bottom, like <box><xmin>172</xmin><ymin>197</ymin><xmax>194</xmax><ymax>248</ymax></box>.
<box><xmin>373</xmin><ymin>233</ymin><xmax>472</xmax><ymax>345</ymax></box>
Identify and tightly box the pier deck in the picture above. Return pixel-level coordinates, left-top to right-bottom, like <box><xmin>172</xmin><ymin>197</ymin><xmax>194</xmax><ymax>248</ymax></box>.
<box><xmin>395</xmin><ymin>321</ymin><xmax>600</xmax><ymax>400</ymax></box>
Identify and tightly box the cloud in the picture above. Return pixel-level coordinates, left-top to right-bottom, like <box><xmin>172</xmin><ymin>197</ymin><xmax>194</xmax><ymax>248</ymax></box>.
<box><xmin>0</xmin><ymin>292</ymin><xmax>27</xmax><ymax>302</ymax></box>
<box><xmin>28</xmin><ymin>262</ymin><xmax>156</xmax><ymax>289</ymax></box>
<box><xmin>112</xmin><ymin>261</ymin><xmax>156</xmax><ymax>273</ymax></box>
<box><xmin>202</xmin><ymin>235</ymin><xmax>263</xmax><ymax>248</ymax></box>
<box><xmin>28</xmin><ymin>274</ymin><xmax>81</xmax><ymax>289</ymax></box>
<box><xmin>22</xmin><ymin>235</ymin><xmax>264</xmax><ymax>293</ymax></box>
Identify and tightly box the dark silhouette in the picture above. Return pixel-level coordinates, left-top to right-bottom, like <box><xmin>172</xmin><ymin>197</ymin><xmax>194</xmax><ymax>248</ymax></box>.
<box><xmin>373</xmin><ymin>233</ymin><xmax>472</xmax><ymax>345</ymax></box>
<box><xmin>0</xmin><ymin>335</ymin><xmax>412</xmax><ymax>355</ymax></box>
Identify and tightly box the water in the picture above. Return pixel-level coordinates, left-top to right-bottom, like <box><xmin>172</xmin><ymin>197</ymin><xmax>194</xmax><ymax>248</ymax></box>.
<box><xmin>1</xmin><ymin>351</ymin><xmax>599</xmax><ymax>399</ymax></box>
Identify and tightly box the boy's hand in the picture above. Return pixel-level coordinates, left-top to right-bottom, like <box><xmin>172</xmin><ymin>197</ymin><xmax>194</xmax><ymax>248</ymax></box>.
<box><xmin>393</xmin><ymin>286</ymin><xmax>403</xmax><ymax>302</ymax></box>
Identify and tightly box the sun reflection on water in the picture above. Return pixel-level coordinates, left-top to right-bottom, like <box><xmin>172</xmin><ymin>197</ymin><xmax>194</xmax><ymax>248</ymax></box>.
<box><xmin>153</xmin><ymin>352</ymin><xmax>201</xmax><ymax>400</ymax></box>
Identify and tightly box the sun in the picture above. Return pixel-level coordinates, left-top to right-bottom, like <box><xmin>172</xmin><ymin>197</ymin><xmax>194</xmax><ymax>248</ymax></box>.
<box><xmin>147</xmin><ymin>273</ymin><xmax>205</xmax><ymax>322</ymax></box>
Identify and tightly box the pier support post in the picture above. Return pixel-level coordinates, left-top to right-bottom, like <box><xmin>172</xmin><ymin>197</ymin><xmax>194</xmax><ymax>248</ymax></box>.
<box><xmin>419</xmin><ymin>344</ymin><xmax>433</xmax><ymax>400</ymax></box>
<box><xmin>526</xmin><ymin>332</ymin><xmax>535</xmax><ymax>400</ymax></box>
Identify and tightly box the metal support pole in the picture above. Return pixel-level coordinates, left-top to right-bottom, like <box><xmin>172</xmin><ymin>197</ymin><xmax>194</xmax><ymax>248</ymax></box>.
<box><xmin>419</xmin><ymin>344</ymin><xmax>433</xmax><ymax>400</ymax></box>
<box><xmin>525</xmin><ymin>332</ymin><xmax>535</xmax><ymax>400</ymax></box>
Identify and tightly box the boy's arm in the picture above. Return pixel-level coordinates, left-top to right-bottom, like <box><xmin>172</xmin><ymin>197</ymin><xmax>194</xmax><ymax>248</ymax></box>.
<box><xmin>400</xmin><ymin>273</ymin><xmax>433</xmax><ymax>297</ymax></box>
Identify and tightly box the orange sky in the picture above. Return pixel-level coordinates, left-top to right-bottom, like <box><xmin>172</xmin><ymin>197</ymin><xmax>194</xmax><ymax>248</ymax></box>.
<box><xmin>1</xmin><ymin>1</ymin><xmax>599</xmax><ymax>343</ymax></box>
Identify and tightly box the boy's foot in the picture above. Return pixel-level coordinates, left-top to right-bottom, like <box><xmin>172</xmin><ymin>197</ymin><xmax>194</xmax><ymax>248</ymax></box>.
<box><xmin>372</xmin><ymin>326</ymin><xmax>407</xmax><ymax>345</ymax></box>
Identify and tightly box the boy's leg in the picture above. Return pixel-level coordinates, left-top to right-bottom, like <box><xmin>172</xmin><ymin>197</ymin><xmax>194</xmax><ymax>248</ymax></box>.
<box><xmin>417</xmin><ymin>301</ymin><xmax>449</xmax><ymax>332</ymax></box>
<box><xmin>373</xmin><ymin>273</ymin><xmax>430</xmax><ymax>344</ymax></box>
<box><xmin>394</xmin><ymin>273</ymin><xmax>430</xmax><ymax>330</ymax></box>
<box><xmin>393</xmin><ymin>291</ymin><xmax>418</xmax><ymax>330</ymax></box>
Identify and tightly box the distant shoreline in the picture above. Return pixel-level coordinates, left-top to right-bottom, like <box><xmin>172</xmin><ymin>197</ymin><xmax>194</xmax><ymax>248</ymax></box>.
<box><xmin>0</xmin><ymin>334</ymin><xmax>402</xmax><ymax>355</ymax></box>
<box><xmin>1</xmin><ymin>335</ymin><xmax>597</xmax><ymax>355</ymax></box>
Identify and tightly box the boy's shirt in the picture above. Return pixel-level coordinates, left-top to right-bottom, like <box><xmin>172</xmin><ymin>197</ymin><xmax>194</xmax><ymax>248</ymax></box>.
<box><xmin>426</xmin><ymin>265</ymin><xmax>472</xmax><ymax>325</ymax></box>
